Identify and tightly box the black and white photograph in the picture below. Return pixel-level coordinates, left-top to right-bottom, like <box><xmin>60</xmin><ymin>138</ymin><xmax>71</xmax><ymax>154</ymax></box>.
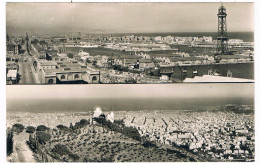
<box><xmin>1</xmin><ymin>0</ymin><xmax>258</xmax><ymax>163</ymax></box>
<box><xmin>6</xmin><ymin>84</ymin><xmax>255</xmax><ymax>162</ymax></box>
<box><xmin>6</xmin><ymin>2</ymin><xmax>254</xmax><ymax>84</ymax></box>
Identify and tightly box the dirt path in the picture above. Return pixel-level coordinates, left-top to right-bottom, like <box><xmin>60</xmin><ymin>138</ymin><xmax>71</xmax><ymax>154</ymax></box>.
<box><xmin>12</xmin><ymin>132</ymin><xmax>36</xmax><ymax>162</ymax></box>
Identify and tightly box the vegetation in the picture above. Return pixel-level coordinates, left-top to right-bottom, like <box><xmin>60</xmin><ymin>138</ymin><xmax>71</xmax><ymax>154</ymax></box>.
<box><xmin>142</xmin><ymin>140</ymin><xmax>157</xmax><ymax>148</ymax></box>
<box><xmin>52</xmin><ymin>144</ymin><xmax>79</xmax><ymax>161</ymax></box>
<box><xmin>69</xmin><ymin>153</ymin><xmax>80</xmax><ymax>161</ymax></box>
<box><xmin>56</xmin><ymin>125</ymin><xmax>70</xmax><ymax>132</ymax></box>
<box><xmin>112</xmin><ymin>65</ymin><xmax>128</xmax><ymax>72</ymax></box>
<box><xmin>72</xmin><ymin>119</ymin><xmax>90</xmax><ymax>130</ymax></box>
<box><xmin>26</xmin><ymin>126</ymin><xmax>36</xmax><ymax>133</ymax></box>
<box><xmin>12</xmin><ymin>123</ymin><xmax>25</xmax><ymax>133</ymax></box>
<box><xmin>52</xmin><ymin>144</ymin><xmax>71</xmax><ymax>155</ymax></box>
<box><xmin>67</xmin><ymin>53</ymin><xmax>74</xmax><ymax>58</ymax></box>
<box><xmin>36</xmin><ymin>131</ymin><xmax>51</xmax><ymax>144</ymax></box>
<box><xmin>94</xmin><ymin>117</ymin><xmax>142</xmax><ymax>141</ymax></box>
<box><xmin>6</xmin><ymin>128</ymin><xmax>13</xmax><ymax>156</ymax></box>
<box><xmin>36</xmin><ymin>125</ymin><xmax>49</xmax><ymax>132</ymax></box>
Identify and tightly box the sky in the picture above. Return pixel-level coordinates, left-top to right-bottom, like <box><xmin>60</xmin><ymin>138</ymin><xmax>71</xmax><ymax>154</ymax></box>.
<box><xmin>6</xmin><ymin>2</ymin><xmax>254</xmax><ymax>34</ymax></box>
<box><xmin>6</xmin><ymin>84</ymin><xmax>254</xmax><ymax>99</ymax></box>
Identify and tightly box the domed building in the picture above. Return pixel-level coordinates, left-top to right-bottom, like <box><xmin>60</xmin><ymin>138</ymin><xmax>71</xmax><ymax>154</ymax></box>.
<box><xmin>106</xmin><ymin>112</ymin><xmax>114</xmax><ymax>123</ymax></box>
<box><xmin>93</xmin><ymin>106</ymin><xmax>102</xmax><ymax>118</ymax></box>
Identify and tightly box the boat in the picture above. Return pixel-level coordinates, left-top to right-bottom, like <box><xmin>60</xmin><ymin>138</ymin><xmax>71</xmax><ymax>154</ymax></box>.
<box><xmin>182</xmin><ymin>69</ymin><xmax>187</xmax><ymax>73</ymax></box>
<box><xmin>193</xmin><ymin>70</ymin><xmax>198</xmax><ymax>74</ymax></box>
<box><xmin>213</xmin><ymin>72</ymin><xmax>221</xmax><ymax>76</ymax></box>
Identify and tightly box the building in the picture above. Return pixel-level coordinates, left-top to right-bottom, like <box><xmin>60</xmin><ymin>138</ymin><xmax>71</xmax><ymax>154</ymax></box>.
<box><xmin>37</xmin><ymin>59</ymin><xmax>100</xmax><ymax>84</ymax></box>
<box><xmin>159</xmin><ymin>65</ymin><xmax>174</xmax><ymax>75</ymax></box>
<box><xmin>78</xmin><ymin>49</ymin><xmax>91</xmax><ymax>62</ymax></box>
<box><xmin>73</xmin><ymin>54</ymin><xmax>81</xmax><ymax>61</ymax></box>
<box><xmin>6</xmin><ymin>44</ymin><xmax>20</xmax><ymax>54</ymax></box>
<box><xmin>166</xmin><ymin>57</ymin><xmax>206</xmax><ymax>65</ymax></box>
<box><xmin>46</xmin><ymin>49</ymin><xmax>58</xmax><ymax>60</ymax></box>
<box><xmin>6</xmin><ymin>70</ymin><xmax>18</xmax><ymax>84</ymax></box>
<box><xmin>138</xmin><ymin>59</ymin><xmax>155</xmax><ymax>69</ymax></box>
<box><xmin>51</xmin><ymin>53</ymin><xmax>69</xmax><ymax>61</ymax></box>
<box><xmin>6</xmin><ymin>61</ymin><xmax>18</xmax><ymax>72</ymax></box>
<box><xmin>93</xmin><ymin>106</ymin><xmax>103</xmax><ymax>118</ymax></box>
<box><xmin>38</xmin><ymin>51</ymin><xmax>47</xmax><ymax>60</ymax></box>
<box><xmin>106</xmin><ymin>112</ymin><xmax>115</xmax><ymax>123</ymax></box>
<box><xmin>215</xmin><ymin>55</ymin><xmax>251</xmax><ymax>63</ymax></box>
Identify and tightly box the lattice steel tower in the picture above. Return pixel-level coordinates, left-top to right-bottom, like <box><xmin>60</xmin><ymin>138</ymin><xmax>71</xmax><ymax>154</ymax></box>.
<box><xmin>216</xmin><ymin>4</ymin><xmax>228</xmax><ymax>55</ymax></box>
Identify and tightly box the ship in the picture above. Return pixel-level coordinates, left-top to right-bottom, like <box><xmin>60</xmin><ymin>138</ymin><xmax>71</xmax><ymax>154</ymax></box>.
<box><xmin>193</xmin><ymin>70</ymin><xmax>198</xmax><ymax>74</ymax></box>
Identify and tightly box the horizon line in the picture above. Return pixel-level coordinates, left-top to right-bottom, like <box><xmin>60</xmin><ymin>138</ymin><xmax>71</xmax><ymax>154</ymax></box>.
<box><xmin>7</xmin><ymin>31</ymin><xmax>254</xmax><ymax>35</ymax></box>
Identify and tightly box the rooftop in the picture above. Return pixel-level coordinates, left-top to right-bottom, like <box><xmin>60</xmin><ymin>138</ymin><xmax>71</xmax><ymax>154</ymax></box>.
<box><xmin>41</xmin><ymin>60</ymin><xmax>99</xmax><ymax>75</ymax></box>
<box><xmin>7</xmin><ymin>70</ymin><xmax>17</xmax><ymax>78</ymax></box>
<box><xmin>216</xmin><ymin>55</ymin><xmax>250</xmax><ymax>59</ymax></box>
<box><xmin>183</xmin><ymin>75</ymin><xmax>254</xmax><ymax>83</ymax></box>
<box><xmin>169</xmin><ymin>57</ymin><xmax>205</xmax><ymax>62</ymax></box>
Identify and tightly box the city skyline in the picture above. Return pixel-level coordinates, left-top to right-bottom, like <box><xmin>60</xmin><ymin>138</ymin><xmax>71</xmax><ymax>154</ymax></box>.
<box><xmin>6</xmin><ymin>2</ymin><xmax>254</xmax><ymax>35</ymax></box>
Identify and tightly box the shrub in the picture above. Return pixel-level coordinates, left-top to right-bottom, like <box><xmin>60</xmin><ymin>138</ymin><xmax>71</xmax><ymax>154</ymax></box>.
<box><xmin>26</xmin><ymin>126</ymin><xmax>36</xmax><ymax>133</ymax></box>
<box><xmin>36</xmin><ymin>131</ymin><xmax>51</xmax><ymax>144</ymax></box>
<box><xmin>12</xmin><ymin>123</ymin><xmax>24</xmax><ymax>133</ymax></box>
<box><xmin>94</xmin><ymin>118</ymin><xmax>142</xmax><ymax>141</ymax></box>
<box><xmin>67</xmin><ymin>53</ymin><xmax>74</xmax><ymax>58</ymax></box>
<box><xmin>7</xmin><ymin>129</ymin><xmax>13</xmax><ymax>155</ymax></box>
<box><xmin>143</xmin><ymin>140</ymin><xmax>157</xmax><ymax>148</ymax></box>
<box><xmin>36</xmin><ymin>125</ymin><xmax>49</xmax><ymax>132</ymax></box>
<box><xmin>56</xmin><ymin>125</ymin><xmax>70</xmax><ymax>132</ymax></box>
<box><xmin>79</xmin><ymin>119</ymin><xmax>89</xmax><ymax>126</ymax></box>
<box><xmin>52</xmin><ymin>144</ymin><xmax>71</xmax><ymax>156</ymax></box>
<box><xmin>69</xmin><ymin>153</ymin><xmax>80</xmax><ymax>161</ymax></box>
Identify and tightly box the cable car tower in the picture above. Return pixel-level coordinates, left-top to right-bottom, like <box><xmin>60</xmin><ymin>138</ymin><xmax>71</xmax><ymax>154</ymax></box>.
<box><xmin>216</xmin><ymin>4</ymin><xmax>229</xmax><ymax>55</ymax></box>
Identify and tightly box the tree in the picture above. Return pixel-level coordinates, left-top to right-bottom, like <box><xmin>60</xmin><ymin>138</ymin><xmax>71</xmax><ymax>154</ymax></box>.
<box><xmin>92</xmin><ymin>60</ymin><xmax>97</xmax><ymax>66</ymax></box>
<box><xmin>52</xmin><ymin>144</ymin><xmax>71</xmax><ymax>156</ymax></box>
<box><xmin>56</xmin><ymin>125</ymin><xmax>70</xmax><ymax>132</ymax></box>
<box><xmin>79</xmin><ymin>119</ymin><xmax>89</xmax><ymax>126</ymax></box>
<box><xmin>7</xmin><ymin>128</ymin><xmax>13</xmax><ymax>155</ymax></box>
<box><xmin>69</xmin><ymin>153</ymin><xmax>80</xmax><ymax>161</ymax></box>
<box><xmin>36</xmin><ymin>131</ymin><xmax>51</xmax><ymax>144</ymax></box>
<box><xmin>12</xmin><ymin>123</ymin><xmax>24</xmax><ymax>133</ymax></box>
<box><xmin>26</xmin><ymin>126</ymin><xmax>36</xmax><ymax>133</ymax></box>
<box><xmin>6</xmin><ymin>34</ymin><xmax>9</xmax><ymax>42</ymax></box>
<box><xmin>86</xmin><ymin>58</ymin><xmax>92</xmax><ymax>63</ymax></box>
<box><xmin>67</xmin><ymin>53</ymin><xmax>74</xmax><ymax>58</ymax></box>
<box><xmin>69</xmin><ymin>123</ymin><xmax>74</xmax><ymax>130</ymax></box>
<box><xmin>36</xmin><ymin>125</ymin><xmax>49</xmax><ymax>132</ymax></box>
<box><xmin>143</xmin><ymin>140</ymin><xmax>157</xmax><ymax>148</ymax></box>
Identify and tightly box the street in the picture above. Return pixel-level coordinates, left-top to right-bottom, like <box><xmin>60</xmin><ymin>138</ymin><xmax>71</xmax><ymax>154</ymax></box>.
<box><xmin>18</xmin><ymin>61</ymin><xmax>36</xmax><ymax>84</ymax></box>
<box><xmin>16</xmin><ymin>46</ymin><xmax>41</xmax><ymax>84</ymax></box>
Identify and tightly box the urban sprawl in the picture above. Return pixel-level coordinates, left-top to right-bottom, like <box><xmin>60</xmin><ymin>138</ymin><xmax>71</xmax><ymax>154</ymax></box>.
<box><xmin>7</xmin><ymin>105</ymin><xmax>254</xmax><ymax>162</ymax></box>
<box><xmin>6</xmin><ymin>33</ymin><xmax>254</xmax><ymax>84</ymax></box>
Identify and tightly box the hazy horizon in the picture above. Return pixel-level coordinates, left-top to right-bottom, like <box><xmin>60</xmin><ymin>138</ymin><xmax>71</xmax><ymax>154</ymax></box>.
<box><xmin>6</xmin><ymin>84</ymin><xmax>254</xmax><ymax>100</ymax></box>
<box><xmin>6</xmin><ymin>2</ymin><xmax>254</xmax><ymax>35</ymax></box>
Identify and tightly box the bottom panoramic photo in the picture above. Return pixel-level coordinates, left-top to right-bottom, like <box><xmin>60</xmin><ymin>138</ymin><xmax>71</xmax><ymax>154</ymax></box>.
<box><xmin>6</xmin><ymin>84</ymin><xmax>254</xmax><ymax>162</ymax></box>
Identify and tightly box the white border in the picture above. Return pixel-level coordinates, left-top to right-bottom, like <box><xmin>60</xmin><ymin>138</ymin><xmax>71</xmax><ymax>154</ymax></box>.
<box><xmin>0</xmin><ymin>1</ymin><xmax>258</xmax><ymax>163</ymax></box>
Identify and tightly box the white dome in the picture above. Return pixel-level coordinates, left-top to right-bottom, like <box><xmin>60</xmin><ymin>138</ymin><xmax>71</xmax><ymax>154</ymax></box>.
<box><xmin>106</xmin><ymin>112</ymin><xmax>114</xmax><ymax>123</ymax></box>
<box><xmin>93</xmin><ymin>106</ymin><xmax>102</xmax><ymax>118</ymax></box>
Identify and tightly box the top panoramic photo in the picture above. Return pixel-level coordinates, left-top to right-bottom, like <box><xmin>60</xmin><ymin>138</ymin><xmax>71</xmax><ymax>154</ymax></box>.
<box><xmin>6</xmin><ymin>2</ymin><xmax>254</xmax><ymax>84</ymax></box>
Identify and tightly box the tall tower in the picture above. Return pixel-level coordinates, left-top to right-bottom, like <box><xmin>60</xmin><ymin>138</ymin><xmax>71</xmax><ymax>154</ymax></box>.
<box><xmin>216</xmin><ymin>4</ymin><xmax>228</xmax><ymax>55</ymax></box>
